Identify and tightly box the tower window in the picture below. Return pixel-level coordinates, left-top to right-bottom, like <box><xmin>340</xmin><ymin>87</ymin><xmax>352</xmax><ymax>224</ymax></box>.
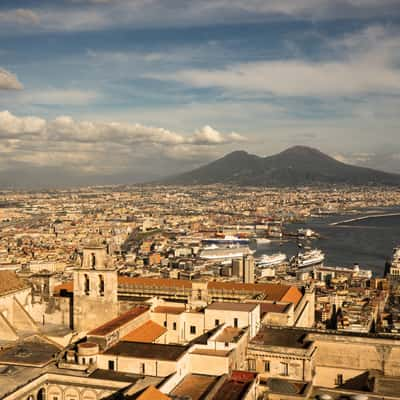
<box><xmin>84</xmin><ymin>274</ymin><xmax>90</xmax><ymax>295</ymax></box>
<box><xmin>91</xmin><ymin>253</ymin><xmax>96</xmax><ymax>268</ymax></box>
<box><xmin>99</xmin><ymin>274</ymin><xmax>105</xmax><ymax>296</ymax></box>
<box><xmin>234</xmin><ymin>318</ymin><xmax>238</xmax><ymax>328</ymax></box>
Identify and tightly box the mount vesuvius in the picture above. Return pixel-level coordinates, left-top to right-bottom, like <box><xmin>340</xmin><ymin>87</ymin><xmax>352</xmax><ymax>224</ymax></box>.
<box><xmin>160</xmin><ymin>146</ymin><xmax>400</xmax><ymax>186</ymax></box>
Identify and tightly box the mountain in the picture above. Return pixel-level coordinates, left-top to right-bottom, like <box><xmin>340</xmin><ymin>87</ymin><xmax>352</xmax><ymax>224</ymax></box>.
<box><xmin>160</xmin><ymin>146</ymin><xmax>400</xmax><ymax>186</ymax></box>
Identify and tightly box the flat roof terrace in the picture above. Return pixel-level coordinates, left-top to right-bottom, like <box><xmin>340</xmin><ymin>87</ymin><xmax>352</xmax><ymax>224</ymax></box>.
<box><xmin>104</xmin><ymin>342</ymin><xmax>188</xmax><ymax>361</ymax></box>
<box><xmin>0</xmin><ymin>339</ymin><xmax>60</xmax><ymax>367</ymax></box>
<box><xmin>250</xmin><ymin>327</ymin><xmax>312</xmax><ymax>349</ymax></box>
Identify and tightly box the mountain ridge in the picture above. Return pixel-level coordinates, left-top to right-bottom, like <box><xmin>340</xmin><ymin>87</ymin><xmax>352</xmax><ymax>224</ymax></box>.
<box><xmin>159</xmin><ymin>146</ymin><xmax>400</xmax><ymax>186</ymax></box>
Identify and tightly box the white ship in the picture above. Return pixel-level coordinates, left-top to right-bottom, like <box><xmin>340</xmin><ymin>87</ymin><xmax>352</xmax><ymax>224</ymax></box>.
<box><xmin>199</xmin><ymin>246</ymin><xmax>254</xmax><ymax>260</ymax></box>
<box><xmin>393</xmin><ymin>246</ymin><xmax>400</xmax><ymax>265</ymax></box>
<box><xmin>202</xmin><ymin>235</ymin><xmax>250</xmax><ymax>246</ymax></box>
<box><xmin>255</xmin><ymin>238</ymin><xmax>272</xmax><ymax>245</ymax></box>
<box><xmin>292</xmin><ymin>249</ymin><xmax>325</xmax><ymax>268</ymax></box>
<box><xmin>256</xmin><ymin>253</ymin><xmax>287</xmax><ymax>268</ymax></box>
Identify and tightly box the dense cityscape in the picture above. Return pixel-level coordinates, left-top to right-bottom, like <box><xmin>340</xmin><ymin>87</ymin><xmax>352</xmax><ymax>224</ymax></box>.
<box><xmin>0</xmin><ymin>185</ymin><xmax>400</xmax><ymax>399</ymax></box>
<box><xmin>2</xmin><ymin>0</ymin><xmax>400</xmax><ymax>399</ymax></box>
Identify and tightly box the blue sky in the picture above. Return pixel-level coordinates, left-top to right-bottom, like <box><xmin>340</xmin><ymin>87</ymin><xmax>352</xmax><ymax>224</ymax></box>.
<box><xmin>1</xmin><ymin>0</ymin><xmax>400</xmax><ymax>186</ymax></box>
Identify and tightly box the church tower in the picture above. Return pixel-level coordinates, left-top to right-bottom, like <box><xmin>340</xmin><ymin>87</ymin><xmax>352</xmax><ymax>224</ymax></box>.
<box><xmin>73</xmin><ymin>241</ymin><xmax>118</xmax><ymax>332</ymax></box>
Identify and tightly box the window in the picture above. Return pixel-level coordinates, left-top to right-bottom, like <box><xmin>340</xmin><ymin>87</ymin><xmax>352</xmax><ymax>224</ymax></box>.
<box><xmin>164</xmin><ymin>320</ymin><xmax>167</xmax><ymax>328</ymax></box>
<box><xmin>140</xmin><ymin>363</ymin><xmax>145</xmax><ymax>374</ymax></box>
<box><xmin>248</xmin><ymin>359</ymin><xmax>256</xmax><ymax>371</ymax></box>
<box><xmin>108</xmin><ymin>360</ymin><xmax>115</xmax><ymax>370</ymax></box>
<box><xmin>234</xmin><ymin>318</ymin><xmax>238</xmax><ymax>328</ymax></box>
<box><xmin>99</xmin><ymin>274</ymin><xmax>104</xmax><ymax>296</ymax></box>
<box><xmin>336</xmin><ymin>374</ymin><xmax>344</xmax><ymax>386</ymax></box>
<box><xmin>280</xmin><ymin>362</ymin><xmax>289</xmax><ymax>376</ymax></box>
<box><xmin>52</xmin><ymin>397</ymin><xmax>59</xmax><ymax>400</ymax></box>
<box><xmin>84</xmin><ymin>274</ymin><xmax>90</xmax><ymax>295</ymax></box>
<box><xmin>173</xmin><ymin>322</ymin><xmax>177</xmax><ymax>330</ymax></box>
<box><xmin>264</xmin><ymin>360</ymin><xmax>270</xmax><ymax>372</ymax></box>
<box><xmin>215</xmin><ymin>319</ymin><xmax>220</xmax><ymax>326</ymax></box>
<box><xmin>91</xmin><ymin>252</ymin><xmax>96</xmax><ymax>268</ymax></box>
<box><xmin>190</xmin><ymin>325</ymin><xmax>196</xmax><ymax>335</ymax></box>
<box><xmin>82</xmin><ymin>357</ymin><xmax>86</xmax><ymax>364</ymax></box>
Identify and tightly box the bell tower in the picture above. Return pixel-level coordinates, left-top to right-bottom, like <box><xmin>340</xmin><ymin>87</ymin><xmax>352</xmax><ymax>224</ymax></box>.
<box><xmin>73</xmin><ymin>241</ymin><xmax>118</xmax><ymax>332</ymax></box>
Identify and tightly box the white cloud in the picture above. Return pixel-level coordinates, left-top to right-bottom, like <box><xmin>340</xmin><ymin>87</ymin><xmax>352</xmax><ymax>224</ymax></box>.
<box><xmin>0</xmin><ymin>111</ymin><xmax>45</xmax><ymax>137</ymax></box>
<box><xmin>152</xmin><ymin>26</ymin><xmax>400</xmax><ymax>97</ymax></box>
<box><xmin>0</xmin><ymin>8</ymin><xmax>39</xmax><ymax>25</ymax></box>
<box><xmin>0</xmin><ymin>111</ymin><xmax>247</xmax><ymax>173</ymax></box>
<box><xmin>0</xmin><ymin>68</ymin><xmax>23</xmax><ymax>90</ymax></box>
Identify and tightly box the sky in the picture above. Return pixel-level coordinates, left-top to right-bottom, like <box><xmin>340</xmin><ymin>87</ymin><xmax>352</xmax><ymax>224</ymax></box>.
<box><xmin>1</xmin><ymin>0</ymin><xmax>400</xmax><ymax>187</ymax></box>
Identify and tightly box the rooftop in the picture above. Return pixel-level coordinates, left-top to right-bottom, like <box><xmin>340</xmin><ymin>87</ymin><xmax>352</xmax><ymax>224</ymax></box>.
<box><xmin>153</xmin><ymin>306</ymin><xmax>185</xmax><ymax>314</ymax></box>
<box><xmin>215</xmin><ymin>327</ymin><xmax>245</xmax><ymax>343</ymax></box>
<box><xmin>207</xmin><ymin>282</ymin><xmax>302</xmax><ymax>305</ymax></box>
<box><xmin>104</xmin><ymin>342</ymin><xmax>188</xmax><ymax>361</ymax></box>
<box><xmin>88</xmin><ymin>306</ymin><xmax>149</xmax><ymax>336</ymax></box>
<box><xmin>0</xmin><ymin>271</ymin><xmax>28</xmax><ymax>295</ymax></box>
<box><xmin>136</xmin><ymin>385</ymin><xmax>171</xmax><ymax>400</ymax></box>
<box><xmin>122</xmin><ymin>321</ymin><xmax>167</xmax><ymax>343</ymax></box>
<box><xmin>250</xmin><ymin>326</ymin><xmax>312</xmax><ymax>349</ymax></box>
<box><xmin>89</xmin><ymin>368</ymin><xmax>143</xmax><ymax>384</ymax></box>
<box><xmin>0</xmin><ymin>338</ymin><xmax>60</xmax><ymax>367</ymax></box>
<box><xmin>207</xmin><ymin>302</ymin><xmax>258</xmax><ymax>312</ymax></box>
<box><xmin>170</xmin><ymin>374</ymin><xmax>218</xmax><ymax>400</ymax></box>
<box><xmin>212</xmin><ymin>371</ymin><xmax>256</xmax><ymax>400</ymax></box>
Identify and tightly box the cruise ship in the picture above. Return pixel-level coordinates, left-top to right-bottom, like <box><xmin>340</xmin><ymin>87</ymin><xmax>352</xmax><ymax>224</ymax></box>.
<box><xmin>291</xmin><ymin>249</ymin><xmax>325</xmax><ymax>268</ymax></box>
<box><xmin>199</xmin><ymin>245</ymin><xmax>254</xmax><ymax>260</ymax></box>
<box><xmin>256</xmin><ymin>253</ymin><xmax>287</xmax><ymax>268</ymax></box>
<box><xmin>202</xmin><ymin>235</ymin><xmax>250</xmax><ymax>246</ymax></box>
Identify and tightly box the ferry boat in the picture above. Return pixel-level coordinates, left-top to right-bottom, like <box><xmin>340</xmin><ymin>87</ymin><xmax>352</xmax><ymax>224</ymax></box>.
<box><xmin>291</xmin><ymin>249</ymin><xmax>325</xmax><ymax>268</ymax></box>
<box><xmin>256</xmin><ymin>253</ymin><xmax>287</xmax><ymax>268</ymax></box>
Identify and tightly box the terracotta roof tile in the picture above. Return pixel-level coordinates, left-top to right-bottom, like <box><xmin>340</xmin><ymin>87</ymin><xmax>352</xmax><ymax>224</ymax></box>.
<box><xmin>153</xmin><ymin>306</ymin><xmax>185</xmax><ymax>314</ymax></box>
<box><xmin>122</xmin><ymin>320</ymin><xmax>166</xmax><ymax>343</ymax></box>
<box><xmin>208</xmin><ymin>281</ymin><xmax>302</xmax><ymax>306</ymax></box>
<box><xmin>88</xmin><ymin>306</ymin><xmax>149</xmax><ymax>336</ymax></box>
<box><xmin>136</xmin><ymin>386</ymin><xmax>171</xmax><ymax>400</ymax></box>
<box><xmin>53</xmin><ymin>281</ymin><xmax>73</xmax><ymax>294</ymax></box>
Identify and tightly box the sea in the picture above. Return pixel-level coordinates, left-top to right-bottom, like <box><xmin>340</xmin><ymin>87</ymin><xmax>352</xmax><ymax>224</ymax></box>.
<box><xmin>254</xmin><ymin>206</ymin><xmax>400</xmax><ymax>276</ymax></box>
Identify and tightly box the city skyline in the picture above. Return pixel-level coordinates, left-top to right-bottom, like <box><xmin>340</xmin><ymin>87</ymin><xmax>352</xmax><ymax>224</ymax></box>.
<box><xmin>1</xmin><ymin>0</ymin><xmax>400</xmax><ymax>186</ymax></box>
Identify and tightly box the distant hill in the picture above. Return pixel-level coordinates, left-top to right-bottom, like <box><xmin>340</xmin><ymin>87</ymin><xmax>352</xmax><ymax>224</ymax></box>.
<box><xmin>160</xmin><ymin>146</ymin><xmax>400</xmax><ymax>186</ymax></box>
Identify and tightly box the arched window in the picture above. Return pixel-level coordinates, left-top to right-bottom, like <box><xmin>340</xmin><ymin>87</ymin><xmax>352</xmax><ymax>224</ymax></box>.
<box><xmin>99</xmin><ymin>274</ymin><xmax>104</xmax><ymax>296</ymax></box>
<box><xmin>84</xmin><ymin>274</ymin><xmax>90</xmax><ymax>295</ymax></box>
<box><xmin>37</xmin><ymin>388</ymin><xmax>46</xmax><ymax>400</ymax></box>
